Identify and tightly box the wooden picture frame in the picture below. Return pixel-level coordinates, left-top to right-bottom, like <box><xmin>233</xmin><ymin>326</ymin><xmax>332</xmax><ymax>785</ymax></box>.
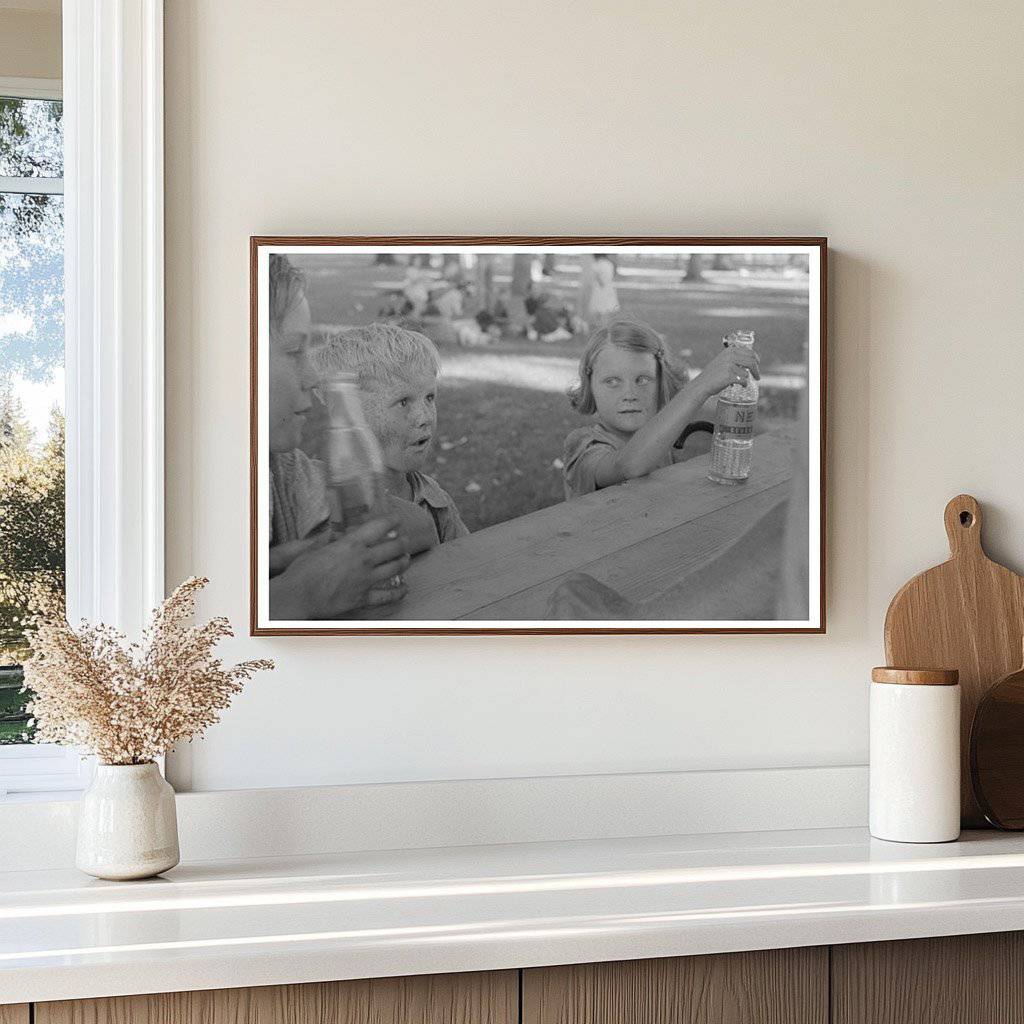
<box><xmin>251</xmin><ymin>236</ymin><xmax>826</xmax><ymax>635</ymax></box>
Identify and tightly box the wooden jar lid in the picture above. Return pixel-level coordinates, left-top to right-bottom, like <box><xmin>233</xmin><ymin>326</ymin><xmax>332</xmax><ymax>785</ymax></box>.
<box><xmin>871</xmin><ymin>667</ymin><xmax>960</xmax><ymax>686</ymax></box>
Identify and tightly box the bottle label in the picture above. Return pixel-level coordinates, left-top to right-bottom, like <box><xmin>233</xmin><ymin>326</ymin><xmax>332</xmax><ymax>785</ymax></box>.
<box><xmin>329</xmin><ymin>477</ymin><xmax>377</xmax><ymax>530</ymax></box>
<box><xmin>716</xmin><ymin>399</ymin><xmax>756</xmax><ymax>437</ymax></box>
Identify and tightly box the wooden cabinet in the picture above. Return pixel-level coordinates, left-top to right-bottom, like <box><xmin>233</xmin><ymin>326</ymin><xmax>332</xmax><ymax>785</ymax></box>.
<box><xmin>18</xmin><ymin>932</ymin><xmax>1024</xmax><ymax>1024</ymax></box>
<box><xmin>34</xmin><ymin>971</ymin><xmax>517</xmax><ymax>1024</ymax></box>
<box><xmin>522</xmin><ymin>948</ymin><xmax>828</xmax><ymax>1024</ymax></box>
<box><xmin>833</xmin><ymin>932</ymin><xmax>1024</xmax><ymax>1024</ymax></box>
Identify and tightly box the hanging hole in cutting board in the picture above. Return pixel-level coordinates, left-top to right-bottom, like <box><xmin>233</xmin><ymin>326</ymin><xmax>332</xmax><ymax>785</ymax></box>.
<box><xmin>960</xmin><ymin>510</ymin><xmax>974</xmax><ymax>527</ymax></box>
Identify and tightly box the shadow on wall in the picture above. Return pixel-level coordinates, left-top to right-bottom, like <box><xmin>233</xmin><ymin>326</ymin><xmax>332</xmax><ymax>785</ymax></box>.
<box><xmin>829</xmin><ymin>249</ymin><xmax>872</xmax><ymax>640</ymax></box>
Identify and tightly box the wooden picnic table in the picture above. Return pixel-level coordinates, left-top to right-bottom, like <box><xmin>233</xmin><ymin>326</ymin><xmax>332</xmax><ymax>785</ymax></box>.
<box><xmin>361</xmin><ymin>435</ymin><xmax>795</xmax><ymax>621</ymax></box>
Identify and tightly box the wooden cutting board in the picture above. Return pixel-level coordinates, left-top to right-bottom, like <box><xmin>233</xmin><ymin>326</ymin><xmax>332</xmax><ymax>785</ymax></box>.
<box><xmin>884</xmin><ymin>494</ymin><xmax>1024</xmax><ymax>826</ymax></box>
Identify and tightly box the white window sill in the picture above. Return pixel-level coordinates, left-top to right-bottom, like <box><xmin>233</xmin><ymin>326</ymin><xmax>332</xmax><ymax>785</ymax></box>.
<box><xmin>0</xmin><ymin>744</ymin><xmax>93</xmax><ymax>802</ymax></box>
<box><xmin>0</xmin><ymin>789</ymin><xmax>86</xmax><ymax>803</ymax></box>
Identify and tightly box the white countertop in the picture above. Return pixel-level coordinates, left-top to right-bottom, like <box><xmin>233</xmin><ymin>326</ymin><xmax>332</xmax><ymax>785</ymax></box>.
<box><xmin>4</xmin><ymin>826</ymin><xmax>1024</xmax><ymax>1004</ymax></box>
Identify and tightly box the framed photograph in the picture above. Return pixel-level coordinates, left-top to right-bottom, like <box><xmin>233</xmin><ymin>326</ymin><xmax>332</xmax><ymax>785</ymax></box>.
<box><xmin>251</xmin><ymin>236</ymin><xmax>826</xmax><ymax>635</ymax></box>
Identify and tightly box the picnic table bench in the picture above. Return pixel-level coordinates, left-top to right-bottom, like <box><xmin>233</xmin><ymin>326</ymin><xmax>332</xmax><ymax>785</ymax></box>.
<box><xmin>360</xmin><ymin>435</ymin><xmax>795</xmax><ymax>622</ymax></box>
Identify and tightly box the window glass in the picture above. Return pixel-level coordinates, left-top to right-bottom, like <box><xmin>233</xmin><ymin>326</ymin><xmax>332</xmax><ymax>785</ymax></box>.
<box><xmin>0</xmin><ymin>97</ymin><xmax>63</xmax><ymax>178</ymax></box>
<box><xmin>1</xmin><ymin>96</ymin><xmax>65</xmax><ymax>746</ymax></box>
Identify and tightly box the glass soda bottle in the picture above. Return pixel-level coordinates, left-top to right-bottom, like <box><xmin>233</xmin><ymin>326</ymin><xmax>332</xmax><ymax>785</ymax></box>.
<box><xmin>707</xmin><ymin>330</ymin><xmax>758</xmax><ymax>485</ymax></box>
<box><xmin>322</xmin><ymin>372</ymin><xmax>389</xmax><ymax>529</ymax></box>
<box><xmin>322</xmin><ymin>372</ymin><xmax>404</xmax><ymax>590</ymax></box>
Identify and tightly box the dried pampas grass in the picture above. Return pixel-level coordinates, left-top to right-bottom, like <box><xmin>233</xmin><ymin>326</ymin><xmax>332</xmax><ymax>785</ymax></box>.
<box><xmin>22</xmin><ymin>577</ymin><xmax>273</xmax><ymax>765</ymax></box>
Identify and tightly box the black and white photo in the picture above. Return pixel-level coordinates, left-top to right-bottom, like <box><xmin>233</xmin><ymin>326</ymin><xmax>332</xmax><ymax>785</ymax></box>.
<box><xmin>251</xmin><ymin>238</ymin><xmax>825</xmax><ymax>634</ymax></box>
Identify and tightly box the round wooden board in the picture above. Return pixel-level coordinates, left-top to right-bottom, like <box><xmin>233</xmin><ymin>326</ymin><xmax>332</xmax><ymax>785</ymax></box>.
<box><xmin>971</xmin><ymin>665</ymin><xmax>1024</xmax><ymax>829</ymax></box>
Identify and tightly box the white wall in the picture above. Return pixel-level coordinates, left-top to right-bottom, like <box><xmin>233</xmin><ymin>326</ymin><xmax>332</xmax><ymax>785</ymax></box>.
<box><xmin>164</xmin><ymin>0</ymin><xmax>1024</xmax><ymax>792</ymax></box>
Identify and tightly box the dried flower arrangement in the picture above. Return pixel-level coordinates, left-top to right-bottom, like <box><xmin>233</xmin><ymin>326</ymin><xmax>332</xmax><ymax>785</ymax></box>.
<box><xmin>22</xmin><ymin>577</ymin><xmax>273</xmax><ymax>765</ymax></box>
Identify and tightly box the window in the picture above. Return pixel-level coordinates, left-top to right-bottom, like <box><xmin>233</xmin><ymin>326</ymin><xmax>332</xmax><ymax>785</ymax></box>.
<box><xmin>0</xmin><ymin>78</ymin><xmax>81</xmax><ymax>798</ymax></box>
<box><xmin>0</xmin><ymin>86</ymin><xmax>64</xmax><ymax>727</ymax></box>
<box><xmin>1</xmin><ymin>4</ymin><xmax>166</xmax><ymax>801</ymax></box>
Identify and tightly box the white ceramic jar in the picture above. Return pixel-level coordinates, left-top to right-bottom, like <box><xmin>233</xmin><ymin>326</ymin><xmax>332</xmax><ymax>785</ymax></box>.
<box><xmin>870</xmin><ymin>667</ymin><xmax>960</xmax><ymax>843</ymax></box>
<box><xmin>76</xmin><ymin>762</ymin><xmax>180</xmax><ymax>880</ymax></box>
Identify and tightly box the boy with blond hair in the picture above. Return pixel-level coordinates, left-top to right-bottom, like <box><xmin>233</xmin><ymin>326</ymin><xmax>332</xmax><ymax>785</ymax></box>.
<box><xmin>313</xmin><ymin>323</ymin><xmax>469</xmax><ymax>554</ymax></box>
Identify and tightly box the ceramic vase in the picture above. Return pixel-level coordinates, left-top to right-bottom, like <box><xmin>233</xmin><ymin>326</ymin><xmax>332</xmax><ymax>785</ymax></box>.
<box><xmin>76</xmin><ymin>762</ymin><xmax>180</xmax><ymax>880</ymax></box>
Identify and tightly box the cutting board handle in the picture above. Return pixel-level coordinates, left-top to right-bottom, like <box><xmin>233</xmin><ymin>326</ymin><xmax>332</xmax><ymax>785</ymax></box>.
<box><xmin>944</xmin><ymin>494</ymin><xmax>983</xmax><ymax>559</ymax></box>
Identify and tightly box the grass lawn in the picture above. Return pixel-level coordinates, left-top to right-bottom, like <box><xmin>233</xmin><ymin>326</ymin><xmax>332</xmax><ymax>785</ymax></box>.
<box><xmin>433</xmin><ymin>379</ymin><xmax>580</xmax><ymax>531</ymax></box>
<box><xmin>296</xmin><ymin>254</ymin><xmax>809</xmax><ymax>532</ymax></box>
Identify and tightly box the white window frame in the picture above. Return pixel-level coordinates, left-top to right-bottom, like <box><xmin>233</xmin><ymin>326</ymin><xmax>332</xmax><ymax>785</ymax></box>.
<box><xmin>0</xmin><ymin>75</ymin><xmax>63</xmax><ymax>191</ymax></box>
<box><xmin>0</xmin><ymin>77</ymin><xmax>60</xmax><ymax>101</ymax></box>
<box><xmin>0</xmin><ymin>1</ymin><xmax>164</xmax><ymax>801</ymax></box>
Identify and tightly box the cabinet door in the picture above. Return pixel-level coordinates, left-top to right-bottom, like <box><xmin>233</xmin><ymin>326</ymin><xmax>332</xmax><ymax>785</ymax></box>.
<box><xmin>0</xmin><ymin>1007</ymin><xmax>29</xmax><ymax>1024</ymax></box>
<box><xmin>833</xmin><ymin>932</ymin><xmax>1024</xmax><ymax>1024</ymax></box>
<box><xmin>36</xmin><ymin>970</ymin><xmax>517</xmax><ymax>1024</ymax></box>
<box><xmin>523</xmin><ymin>948</ymin><xmax>828</xmax><ymax>1024</ymax></box>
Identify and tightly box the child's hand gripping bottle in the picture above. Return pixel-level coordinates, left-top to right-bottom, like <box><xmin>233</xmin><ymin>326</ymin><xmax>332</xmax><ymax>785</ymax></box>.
<box><xmin>707</xmin><ymin>330</ymin><xmax>758</xmax><ymax>485</ymax></box>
